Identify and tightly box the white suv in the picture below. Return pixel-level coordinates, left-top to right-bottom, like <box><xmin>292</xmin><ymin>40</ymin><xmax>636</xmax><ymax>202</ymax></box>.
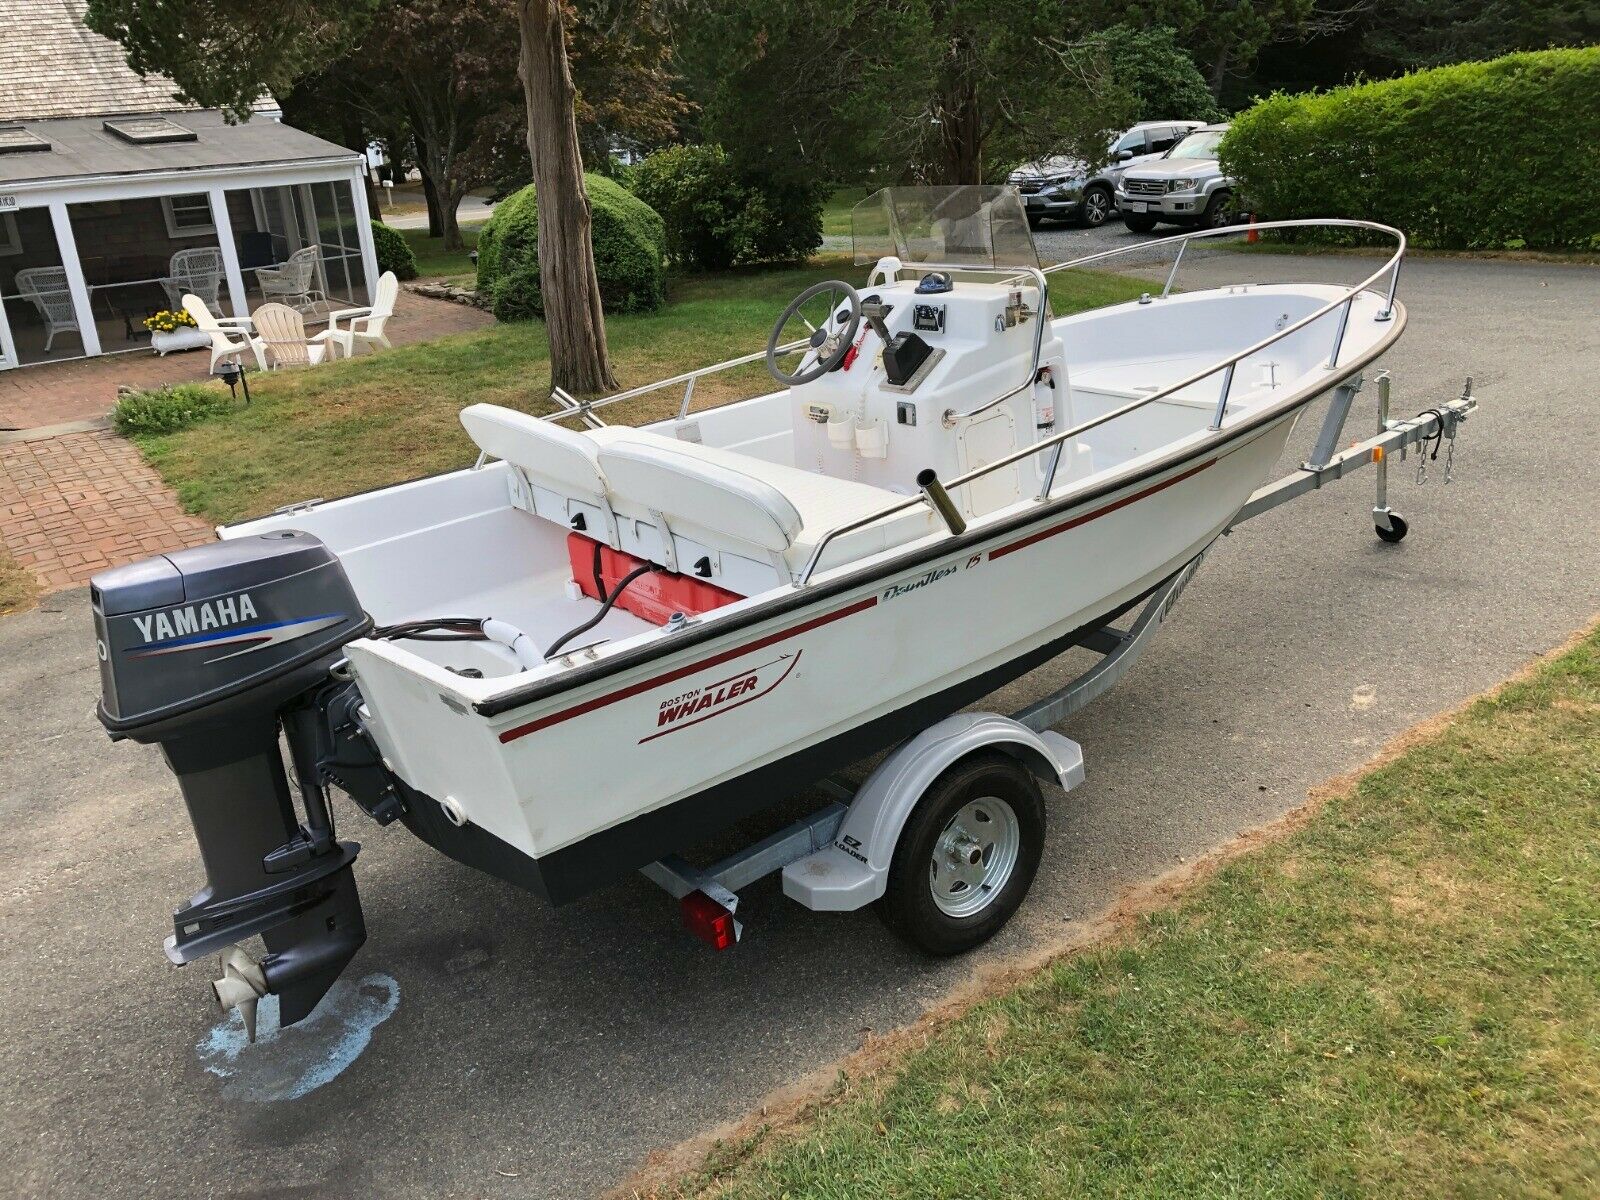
<box><xmin>1009</xmin><ymin>121</ymin><xmax>1205</xmax><ymax>228</ymax></box>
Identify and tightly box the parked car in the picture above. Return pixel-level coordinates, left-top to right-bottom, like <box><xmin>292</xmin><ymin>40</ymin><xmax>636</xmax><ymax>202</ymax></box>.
<box><xmin>1115</xmin><ymin>123</ymin><xmax>1235</xmax><ymax>233</ymax></box>
<box><xmin>1008</xmin><ymin>121</ymin><xmax>1205</xmax><ymax>228</ymax></box>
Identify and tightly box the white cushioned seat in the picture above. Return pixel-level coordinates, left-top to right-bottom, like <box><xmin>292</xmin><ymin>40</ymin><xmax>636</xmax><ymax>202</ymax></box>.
<box><xmin>597</xmin><ymin>430</ymin><xmax>940</xmax><ymax>578</ymax></box>
<box><xmin>460</xmin><ymin>404</ymin><xmax>625</xmax><ymax>544</ymax></box>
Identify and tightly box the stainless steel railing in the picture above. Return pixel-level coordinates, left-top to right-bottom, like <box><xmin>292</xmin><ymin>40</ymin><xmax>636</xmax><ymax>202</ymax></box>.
<box><xmin>794</xmin><ymin>219</ymin><xmax>1406</xmax><ymax>584</ymax></box>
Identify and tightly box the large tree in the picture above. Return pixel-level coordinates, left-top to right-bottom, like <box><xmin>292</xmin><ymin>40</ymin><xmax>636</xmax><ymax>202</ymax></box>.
<box><xmin>87</xmin><ymin>0</ymin><xmax>620</xmax><ymax>392</ymax></box>
<box><xmin>680</xmin><ymin>0</ymin><xmax>1134</xmax><ymax>186</ymax></box>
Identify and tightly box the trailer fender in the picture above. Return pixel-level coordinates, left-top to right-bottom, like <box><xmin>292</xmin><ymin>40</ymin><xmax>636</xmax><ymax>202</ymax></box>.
<box><xmin>782</xmin><ymin>712</ymin><xmax>1084</xmax><ymax>912</ymax></box>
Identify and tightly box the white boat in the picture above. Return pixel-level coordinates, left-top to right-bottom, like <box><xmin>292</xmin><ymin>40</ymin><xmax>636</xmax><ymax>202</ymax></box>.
<box><xmin>92</xmin><ymin>189</ymin><xmax>1471</xmax><ymax>1033</ymax></box>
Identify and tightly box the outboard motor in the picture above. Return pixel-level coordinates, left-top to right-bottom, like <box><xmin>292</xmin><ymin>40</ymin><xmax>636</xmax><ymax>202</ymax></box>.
<box><xmin>92</xmin><ymin>531</ymin><xmax>373</xmax><ymax>1037</ymax></box>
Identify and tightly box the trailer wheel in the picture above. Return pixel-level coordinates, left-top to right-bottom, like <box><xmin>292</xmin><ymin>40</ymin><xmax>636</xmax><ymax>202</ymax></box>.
<box><xmin>1376</xmin><ymin>514</ymin><xmax>1409</xmax><ymax>543</ymax></box>
<box><xmin>878</xmin><ymin>753</ymin><xmax>1045</xmax><ymax>955</ymax></box>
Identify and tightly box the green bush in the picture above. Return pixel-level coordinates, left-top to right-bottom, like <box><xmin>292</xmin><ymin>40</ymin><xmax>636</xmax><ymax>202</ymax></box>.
<box><xmin>370</xmin><ymin>221</ymin><xmax>419</xmax><ymax>280</ymax></box>
<box><xmin>1221</xmin><ymin>47</ymin><xmax>1600</xmax><ymax>251</ymax></box>
<box><xmin>630</xmin><ymin>144</ymin><xmax>824</xmax><ymax>271</ymax></box>
<box><xmin>475</xmin><ymin>174</ymin><xmax>666</xmax><ymax>321</ymax></box>
<box><xmin>112</xmin><ymin>384</ymin><xmax>235</xmax><ymax>437</ymax></box>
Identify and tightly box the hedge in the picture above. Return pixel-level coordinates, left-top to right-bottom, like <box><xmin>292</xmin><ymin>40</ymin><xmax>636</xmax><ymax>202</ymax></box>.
<box><xmin>475</xmin><ymin>174</ymin><xmax>666</xmax><ymax>321</ymax></box>
<box><xmin>370</xmin><ymin>221</ymin><xmax>419</xmax><ymax>280</ymax></box>
<box><xmin>630</xmin><ymin>144</ymin><xmax>824</xmax><ymax>271</ymax></box>
<box><xmin>1220</xmin><ymin>47</ymin><xmax>1600</xmax><ymax>251</ymax></box>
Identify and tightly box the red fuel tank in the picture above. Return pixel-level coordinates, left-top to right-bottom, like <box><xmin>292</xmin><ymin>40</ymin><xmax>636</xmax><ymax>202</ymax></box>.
<box><xmin>567</xmin><ymin>533</ymin><xmax>742</xmax><ymax>626</ymax></box>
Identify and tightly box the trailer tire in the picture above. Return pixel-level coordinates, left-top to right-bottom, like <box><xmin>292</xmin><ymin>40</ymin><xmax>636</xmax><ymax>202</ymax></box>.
<box><xmin>878</xmin><ymin>752</ymin><xmax>1045</xmax><ymax>956</ymax></box>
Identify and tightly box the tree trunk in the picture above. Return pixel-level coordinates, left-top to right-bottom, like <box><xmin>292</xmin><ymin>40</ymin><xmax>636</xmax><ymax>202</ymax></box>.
<box><xmin>936</xmin><ymin>39</ymin><xmax>983</xmax><ymax>185</ymax></box>
<box><xmin>420</xmin><ymin>162</ymin><xmax>444</xmax><ymax>239</ymax></box>
<box><xmin>438</xmin><ymin>186</ymin><xmax>465</xmax><ymax>251</ymax></box>
<box><xmin>517</xmin><ymin>0</ymin><xmax>616</xmax><ymax>394</ymax></box>
<box><xmin>1208</xmin><ymin>46</ymin><xmax>1230</xmax><ymax>101</ymax></box>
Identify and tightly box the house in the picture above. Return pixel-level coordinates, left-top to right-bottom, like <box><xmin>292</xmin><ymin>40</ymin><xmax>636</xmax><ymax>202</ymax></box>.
<box><xmin>0</xmin><ymin>0</ymin><xmax>377</xmax><ymax>369</ymax></box>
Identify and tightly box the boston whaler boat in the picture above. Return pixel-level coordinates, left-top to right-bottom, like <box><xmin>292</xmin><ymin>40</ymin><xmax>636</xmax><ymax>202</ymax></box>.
<box><xmin>92</xmin><ymin>188</ymin><xmax>1475</xmax><ymax>1036</ymax></box>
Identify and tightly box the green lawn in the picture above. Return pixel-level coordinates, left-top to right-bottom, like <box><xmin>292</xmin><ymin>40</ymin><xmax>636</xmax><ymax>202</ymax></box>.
<box><xmin>822</xmin><ymin>186</ymin><xmax>871</xmax><ymax>238</ymax></box>
<box><xmin>130</xmin><ymin>260</ymin><xmax>1145</xmax><ymax>524</ymax></box>
<box><xmin>400</xmin><ymin>223</ymin><xmax>483</xmax><ymax>286</ymax></box>
<box><xmin>652</xmin><ymin>630</ymin><xmax>1600</xmax><ymax>1198</ymax></box>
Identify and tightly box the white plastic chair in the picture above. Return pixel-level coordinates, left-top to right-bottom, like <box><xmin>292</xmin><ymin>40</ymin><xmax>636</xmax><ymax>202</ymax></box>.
<box><xmin>254</xmin><ymin>246</ymin><xmax>325</xmax><ymax>312</ymax></box>
<box><xmin>312</xmin><ymin>271</ymin><xmax>398</xmax><ymax>359</ymax></box>
<box><xmin>15</xmin><ymin>267</ymin><xmax>81</xmax><ymax>353</ymax></box>
<box><xmin>183</xmin><ymin>293</ymin><xmax>266</xmax><ymax>373</ymax></box>
<box><xmin>160</xmin><ymin>248</ymin><xmax>224</xmax><ymax>310</ymax></box>
<box><xmin>252</xmin><ymin>302</ymin><xmax>328</xmax><ymax>368</ymax></box>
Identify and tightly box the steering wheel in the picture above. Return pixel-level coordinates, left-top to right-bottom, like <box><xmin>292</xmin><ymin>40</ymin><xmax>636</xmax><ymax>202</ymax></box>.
<box><xmin>766</xmin><ymin>280</ymin><xmax>861</xmax><ymax>387</ymax></box>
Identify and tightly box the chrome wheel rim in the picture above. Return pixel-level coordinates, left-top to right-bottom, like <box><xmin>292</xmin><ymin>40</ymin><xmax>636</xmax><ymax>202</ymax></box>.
<box><xmin>1084</xmin><ymin>191</ymin><xmax>1109</xmax><ymax>224</ymax></box>
<box><xmin>929</xmin><ymin>796</ymin><xmax>1020</xmax><ymax>918</ymax></box>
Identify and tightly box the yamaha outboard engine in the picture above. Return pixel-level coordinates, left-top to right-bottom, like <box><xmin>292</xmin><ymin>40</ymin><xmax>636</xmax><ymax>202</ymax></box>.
<box><xmin>92</xmin><ymin>530</ymin><xmax>373</xmax><ymax>1036</ymax></box>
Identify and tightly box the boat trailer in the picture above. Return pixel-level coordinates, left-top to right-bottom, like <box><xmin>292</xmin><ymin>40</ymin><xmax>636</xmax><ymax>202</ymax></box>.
<box><xmin>644</xmin><ymin>371</ymin><xmax>1477</xmax><ymax>949</ymax></box>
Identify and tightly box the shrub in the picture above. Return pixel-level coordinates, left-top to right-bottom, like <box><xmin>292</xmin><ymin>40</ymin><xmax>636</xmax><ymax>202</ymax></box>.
<box><xmin>370</xmin><ymin>221</ymin><xmax>419</xmax><ymax>280</ymax></box>
<box><xmin>475</xmin><ymin>174</ymin><xmax>666</xmax><ymax>321</ymax></box>
<box><xmin>112</xmin><ymin>384</ymin><xmax>235</xmax><ymax>437</ymax></box>
<box><xmin>630</xmin><ymin>144</ymin><xmax>824</xmax><ymax>271</ymax></box>
<box><xmin>1221</xmin><ymin>47</ymin><xmax>1600</xmax><ymax>251</ymax></box>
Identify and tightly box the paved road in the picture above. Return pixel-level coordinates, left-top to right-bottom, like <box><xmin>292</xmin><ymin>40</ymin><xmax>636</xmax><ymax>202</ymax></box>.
<box><xmin>381</xmin><ymin>191</ymin><xmax>495</xmax><ymax>232</ymax></box>
<box><xmin>2</xmin><ymin>253</ymin><xmax>1597</xmax><ymax>1198</ymax></box>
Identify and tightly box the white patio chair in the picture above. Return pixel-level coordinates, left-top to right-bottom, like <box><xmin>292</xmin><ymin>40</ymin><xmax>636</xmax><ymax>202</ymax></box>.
<box><xmin>312</xmin><ymin>271</ymin><xmax>398</xmax><ymax>360</ymax></box>
<box><xmin>254</xmin><ymin>246</ymin><xmax>325</xmax><ymax>312</ymax></box>
<box><xmin>252</xmin><ymin>302</ymin><xmax>328</xmax><ymax>368</ymax></box>
<box><xmin>160</xmin><ymin>248</ymin><xmax>225</xmax><ymax>311</ymax></box>
<box><xmin>15</xmin><ymin>267</ymin><xmax>81</xmax><ymax>353</ymax></box>
<box><xmin>183</xmin><ymin>293</ymin><xmax>266</xmax><ymax>374</ymax></box>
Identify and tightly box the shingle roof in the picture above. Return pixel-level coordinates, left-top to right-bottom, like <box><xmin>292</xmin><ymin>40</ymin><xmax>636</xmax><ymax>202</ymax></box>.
<box><xmin>0</xmin><ymin>0</ymin><xmax>274</xmax><ymax>122</ymax></box>
<box><xmin>0</xmin><ymin>110</ymin><xmax>359</xmax><ymax>187</ymax></box>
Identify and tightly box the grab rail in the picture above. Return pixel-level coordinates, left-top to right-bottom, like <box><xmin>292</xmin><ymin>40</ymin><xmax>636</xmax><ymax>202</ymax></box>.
<box><xmin>794</xmin><ymin>218</ymin><xmax>1406</xmax><ymax>585</ymax></box>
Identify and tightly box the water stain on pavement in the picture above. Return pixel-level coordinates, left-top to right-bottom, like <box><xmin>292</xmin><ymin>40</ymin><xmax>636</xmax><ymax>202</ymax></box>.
<box><xmin>197</xmin><ymin>973</ymin><xmax>400</xmax><ymax>1102</ymax></box>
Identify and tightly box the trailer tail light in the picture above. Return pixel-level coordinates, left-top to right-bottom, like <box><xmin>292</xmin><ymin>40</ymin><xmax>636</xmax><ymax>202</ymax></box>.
<box><xmin>681</xmin><ymin>890</ymin><xmax>738</xmax><ymax>950</ymax></box>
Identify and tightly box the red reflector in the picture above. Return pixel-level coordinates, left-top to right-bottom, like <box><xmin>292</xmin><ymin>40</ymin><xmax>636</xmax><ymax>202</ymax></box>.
<box><xmin>680</xmin><ymin>890</ymin><xmax>737</xmax><ymax>950</ymax></box>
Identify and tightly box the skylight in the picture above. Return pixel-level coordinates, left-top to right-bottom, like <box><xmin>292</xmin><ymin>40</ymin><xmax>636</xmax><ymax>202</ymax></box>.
<box><xmin>102</xmin><ymin>116</ymin><xmax>197</xmax><ymax>145</ymax></box>
<box><xmin>0</xmin><ymin>124</ymin><xmax>51</xmax><ymax>154</ymax></box>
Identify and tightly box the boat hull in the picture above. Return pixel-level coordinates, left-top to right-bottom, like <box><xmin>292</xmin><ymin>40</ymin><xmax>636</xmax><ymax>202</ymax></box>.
<box><xmin>349</xmin><ymin>408</ymin><xmax>1303</xmax><ymax>903</ymax></box>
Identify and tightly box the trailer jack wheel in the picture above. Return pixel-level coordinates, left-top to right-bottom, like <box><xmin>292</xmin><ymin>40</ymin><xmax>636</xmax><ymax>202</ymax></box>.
<box><xmin>879</xmin><ymin>752</ymin><xmax>1045</xmax><ymax>956</ymax></box>
<box><xmin>1376</xmin><ymin>513</ymin><xmax>1409</xmax><ymax>543</ymax></box>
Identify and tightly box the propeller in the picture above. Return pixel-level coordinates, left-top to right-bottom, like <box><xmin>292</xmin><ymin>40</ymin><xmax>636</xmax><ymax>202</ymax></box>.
<box><xmin>212</xmin><ymin>946</ymin><xmax>269</xmax><ymax>1042</ymax></box>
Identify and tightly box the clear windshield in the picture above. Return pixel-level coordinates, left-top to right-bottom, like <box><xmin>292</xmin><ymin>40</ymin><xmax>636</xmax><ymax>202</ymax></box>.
<box><xmin>852</xmin><ymin>186</ymin><xmax>1040</xmax><ymax>270</ymax></box>
<box><xmin>1166</xmin><ymin>130</ymin><xmax>1224</xmax><ymax>160</ymax></box>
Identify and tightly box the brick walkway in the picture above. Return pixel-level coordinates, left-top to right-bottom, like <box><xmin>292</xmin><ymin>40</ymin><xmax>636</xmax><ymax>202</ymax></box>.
<box><xmin>1</xmin><ymin>431</ymin><xmax>213</xmax><ymax>590</ymax></box>
<box><xmin>0</xmin><ymin>291</ymin><xmax>494</xmax><ymax>599</ymax></box>
<box><xmin>0</xmin><ymin>291</ymin><xmax>492</xmax><ymax>432</ymax></box>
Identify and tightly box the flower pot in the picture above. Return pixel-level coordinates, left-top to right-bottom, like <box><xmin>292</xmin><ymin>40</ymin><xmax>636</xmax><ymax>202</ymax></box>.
<box><xmin>150</xmin><ymin>328</ymin><xmax>209</xmax><ymax>356</ymax></box>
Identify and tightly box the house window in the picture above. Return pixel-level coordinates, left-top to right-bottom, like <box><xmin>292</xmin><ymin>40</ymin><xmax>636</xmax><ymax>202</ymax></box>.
<box><xmin>160</xmin><ymin>193</ymin><xmax>216</xmax><ymax>238</ymax></box>
<box><xmin>0</xmin><ymin>211</ymin><xmax>20</xmax><ymax>256</ymax></box>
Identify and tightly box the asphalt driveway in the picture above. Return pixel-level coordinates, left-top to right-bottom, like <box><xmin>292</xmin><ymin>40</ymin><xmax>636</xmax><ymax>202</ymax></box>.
<box><xmin>2</xmin><ymin>252</ymin><xmax>1597</xmax><ymax>1198</ymax></box>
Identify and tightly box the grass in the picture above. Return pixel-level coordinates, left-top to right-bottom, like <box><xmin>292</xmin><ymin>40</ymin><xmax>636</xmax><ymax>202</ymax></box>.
<box><xmin>130</xmin><ymin>259</ymin><xmax>1145</xmax><ymax>524</ymax></box>
<box><xmin>0</xmin><ymin>550</ymin><xmax>39</xmax><ymax>617</ymax></box>
<box><xmin>400</xmin><ymin>224</ymin><xmax>483</xmax><ymax>286</ymax></box>
<box><xmin>651</xmin><ymin>628</ymin><xmax>1600</xmax><ymax>1199</ymax></box>
<box><xmin>822</xmin><ymin>187</ymin><xmax>871</xmax><ymax>239</ymax></box>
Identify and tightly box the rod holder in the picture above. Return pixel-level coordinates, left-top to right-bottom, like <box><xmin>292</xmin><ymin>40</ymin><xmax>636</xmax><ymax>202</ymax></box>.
<box><xmin>917</xmin><ymin>469</ymin><xmax>967</xmax><ymax>535</ymax></box>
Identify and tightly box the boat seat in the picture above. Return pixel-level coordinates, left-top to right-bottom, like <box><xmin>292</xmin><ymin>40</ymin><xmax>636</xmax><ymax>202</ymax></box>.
<box><xmin>459</xmin><ymin>404</ymin><xmax>624</xmax><ymax>545</ymax></box>
<box><xmin>595</xmin><ymin>430</ymin><xmax>941</xmax><ymax>582</ymax></box>
<box><xmin>460</xmin><ymin>404</ymin><xmax>941</xmax><ymax>588</ymax></box>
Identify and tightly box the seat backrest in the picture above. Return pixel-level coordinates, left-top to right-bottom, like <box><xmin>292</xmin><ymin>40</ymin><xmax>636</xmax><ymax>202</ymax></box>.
<box><xmin>170</xmin><ymin>247</ymin><xmax>222</xmax><ymax>284</ymax></box>
<box><xmin>367</xmin><ymin>271</ymin><xmax>399</xmax><ymax>332</ymax></box>
<box><xmin>253</xmin><ymin>302</ymin><xmax>309</xmax><ymax>365</ymax></box>
<box><xmin>461</xmin><ymin>404</ymin><xmax>608</xmax><ymax>500</ymax></box>
<box><xmin>460</xmin><ymin>404</ymin><xmax>622</xmax><ymax>544</ymax></box>
<box><xmin>182</xmin><ymin>293</ymin><xmax>220</xmax><ymax>333</ymax></box>
<box><xmin>595</xmin><ymin>434</ymin><xmax>803</xmax><ymax>555</ymax></box>
<box><xmin>16</xmin><ymin>268</ymin><xmax>75</xmax><ymax>322</ymax></box>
